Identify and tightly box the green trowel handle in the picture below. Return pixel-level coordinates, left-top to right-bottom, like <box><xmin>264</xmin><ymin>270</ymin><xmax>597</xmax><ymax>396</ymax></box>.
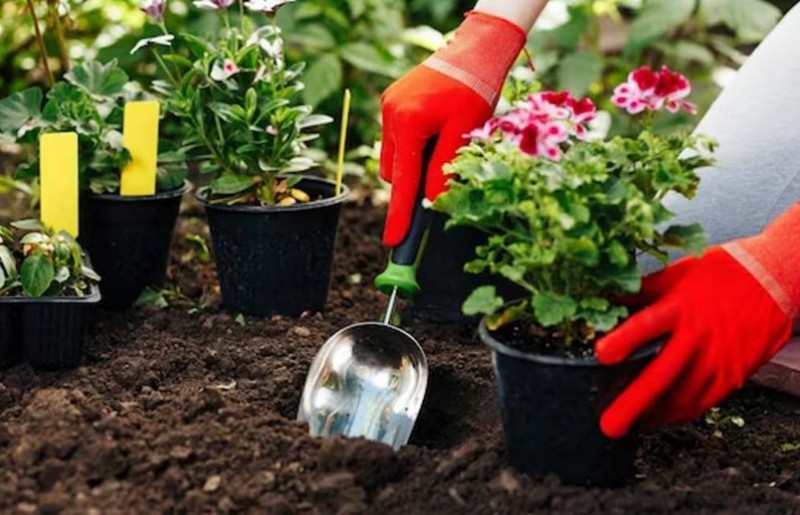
<box><xmin>375</xmin><ymin>139</ymin><xmax>437</xmax><ymax>298</ymax></box>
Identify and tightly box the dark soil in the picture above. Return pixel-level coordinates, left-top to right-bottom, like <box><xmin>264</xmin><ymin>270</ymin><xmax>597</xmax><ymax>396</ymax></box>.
<box><xmin>0</xmin><ymin>199</ymin><xmax>799</xmax><ymax>514</ymax></box>
<box><xmin>490</xmin><ymin>320</ymin><xmax>598</xmax><ymax>359</ymax></box>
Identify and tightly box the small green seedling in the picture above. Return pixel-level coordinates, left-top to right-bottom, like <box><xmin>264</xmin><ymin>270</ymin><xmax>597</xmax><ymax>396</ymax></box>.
<box><xmin>0</xmin><ymin>220</ymin><xmax>99</xmax><ymax>297</ymax></box>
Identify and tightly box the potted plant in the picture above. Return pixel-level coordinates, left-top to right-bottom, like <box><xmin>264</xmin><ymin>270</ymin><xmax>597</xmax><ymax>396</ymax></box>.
<box><xmin>409</xmin><ymin>74</ymin><xmax>542</xmax><ymax>325</ymax></box>
<box><xmin>137</xmin><ymin>0</ymin><xmax>348</xmax><ymax>317</ymax></box>
<box><xmin>434</xmin><ymin>66</ymin><xmax>715</xmax><ymax>487</ymax></box>
<box><xmin>0</xmin><ymin>60</ymin><xmax>189</xmax><ymax>310</ymax></box>
<box><xmin>0</xmin><ymin>220</ymin><xmax>101</xmax><ymax>370</ymax></box>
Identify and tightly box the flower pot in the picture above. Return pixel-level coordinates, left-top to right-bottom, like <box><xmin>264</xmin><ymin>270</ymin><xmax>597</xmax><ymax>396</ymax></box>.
<box><xmin>78</xmin><ymin>181</ymin><xmax>190</xmax><ymax>310</ymax></box>
<box><xmin>0</xmin><ymin>282</ymin><xmax>101</xmax><ymax>370</ymax></box>
<box><xmin>479</xmin><ymin>318</ymin><xmax>659</xmax><ymax>487</ymax></box>
<box><xmin>409</xmin><ymin>213</ymin><xmax>523</xmax><ymax>325</ymax></box>
<box><xmin>198</xmin><ymin>176</ymin><xmax>348</xmax><ymax>317</ymax></box>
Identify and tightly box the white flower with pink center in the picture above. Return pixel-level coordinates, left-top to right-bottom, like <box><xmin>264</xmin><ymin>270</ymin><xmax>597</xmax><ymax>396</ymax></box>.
<box><xmin>210</xmin><ymin>59</ymin><xmax>240</xmax><ymax>81</ymax></box>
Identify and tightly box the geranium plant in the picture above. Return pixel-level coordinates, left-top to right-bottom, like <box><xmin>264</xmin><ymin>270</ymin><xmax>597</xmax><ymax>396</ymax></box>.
<box><xmin>0</xmin><ymin>221</ymin><xmax>100</xmax><ymax>298</ymax></box>
<box><xmin>136</xmin><ymin>0</ymin><xmax>333</xmax><ymax>205</ymax></box>
<box><xmin>434</xmin><ymin>66</ymin><xmax>715</xmax><ymax>350</ymax></box>
<box><xmin>0</xmin><ymin>61</ymin><xmax>133</xmax><ymax>195</ymax></box>
<box><xmin>0</xmin><ymin>0</ymin><xmax>188</xmax><ymax>196</ymax></box>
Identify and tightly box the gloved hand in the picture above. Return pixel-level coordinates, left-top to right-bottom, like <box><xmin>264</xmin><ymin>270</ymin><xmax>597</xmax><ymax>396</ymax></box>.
<box><xmin>380</xmin><ymin>11</ymin><xmax>527</xmax><ymax>246</ymax></box>
<box><xmin>595</xmin><ymin>204</ymin><xmax>800</xmax><ymax>439</ymax></box>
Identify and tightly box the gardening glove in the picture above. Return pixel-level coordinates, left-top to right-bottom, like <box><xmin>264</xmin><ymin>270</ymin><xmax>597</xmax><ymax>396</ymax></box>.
<box><xmin>380</xmin><ymin>11</ymin><xmax>528</xmax><ymax>246</ymax></box>
<box><xmin>595</xmin><ymin>203</ymin><xmax>800</xmax><ymax>439</ymax></box>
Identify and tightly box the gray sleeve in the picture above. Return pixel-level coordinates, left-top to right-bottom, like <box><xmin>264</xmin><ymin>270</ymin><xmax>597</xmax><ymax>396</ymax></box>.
<box><xmin>644</xmin><ymin>4</ymin><xmax>800</xmax><ymax>273</ymax></box>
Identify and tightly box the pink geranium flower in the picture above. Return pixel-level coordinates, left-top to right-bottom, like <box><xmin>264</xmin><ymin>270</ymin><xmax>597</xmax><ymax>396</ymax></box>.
<box><xmin>612</xmin><ymin>66</ymin><xmax>697</xmax><ymax>115</ymax></box>
<box><xmin>469</xmin><ymin>90</ymin><xmax>596</xmax><ymax>160</ymax></box>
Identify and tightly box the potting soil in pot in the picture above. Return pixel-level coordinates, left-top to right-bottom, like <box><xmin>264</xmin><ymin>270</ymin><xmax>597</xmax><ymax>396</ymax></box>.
<box><xmin>0</xmin><ymin>202</ymin><xmax>798</xmax><ymax>512</ymax></box>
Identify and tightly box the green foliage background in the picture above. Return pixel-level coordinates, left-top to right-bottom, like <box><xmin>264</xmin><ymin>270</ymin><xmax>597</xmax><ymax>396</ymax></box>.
<box><xmin>0</xmin><ymin>0</ymin><xmax>796</xmax><ymax>184</ymax></box>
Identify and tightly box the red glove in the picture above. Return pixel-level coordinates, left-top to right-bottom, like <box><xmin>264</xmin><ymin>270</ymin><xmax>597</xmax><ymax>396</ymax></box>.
<box><xmin>595</xmin><ymin>203</ymin><xmax>800</xmax><ymax>439</ymax></box>
<box><xmin>380</xmin><ymin>11</ymin><xmax>527</xmax><ymax>246</ymax></box>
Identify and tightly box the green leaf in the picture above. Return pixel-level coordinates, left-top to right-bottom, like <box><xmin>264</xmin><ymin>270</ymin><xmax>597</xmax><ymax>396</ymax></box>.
<box><xmin>135</xmin><ymin>287</ymin><xmax>168</xmax><ymax>309</ymax></box>
<box><xmin>302</xmin><ymin>54</ymin><xmax>343</xmax><ymax>107</ymax></box>
<box><xmin>11</xmin><ymin>219</ymin><xmax>46</xmax><ymax>231</ymax></box>
<box><xmin>533</xmin><ymin>291</ymin><xmax>578</xmax><ymax>327</ymax></box>
<box><xmin>210</xmin><ymin>174</ymin><xmax>254</xmax><ymax>195</ymax></box>
<box><xmin>557</xmin><ymin>51</ymin><xmax>603</xmax><ymax>97</ymax></box>
<box><xmin>663</xmin><ymin>224</ymin><xmax>707</xmax><ymax>256</ymax></box>
<box><xmin>81</xmin><ymin>265</ymin><xmax>101</xmax><ymax>282</ymax></box>
<box><xmin>700</xmin><ymin>0</ymin><xmax>781</xmax><ymax>43</ymax></box>
<box><xmin>607</xmin><ymin>240</ymin><xmax>630</xmax><ymax>268</ymax></box>
<box><xmin>0</xmin><ymin>87</ymin><xmax>43</xmax><ymax>134</ymax></box>
<box><xmin>287</xmin><ymin>24</ymin><xmax>336</xmax><ymax>50</ymax></box>
<box><xmin>297</xmin><ymin>114</ymin><xmax>334</xmax><ymax>129</ymax></box>
<box><xmin>625</xmin><ymin>0</ymin><xmax>696</xmax><ymax>56</ymax></box>
<box><xmin>65</xmin><ymin>60</ymin><xmax>129</xmax><ymax>98</ymax></box>
<box><xmin>340</xmin><ymin>42</ymin><xmax>403</xmax><ymax>78</ymax></box>
<box><xmin>54</xmin><ymin>266</ymin><xmax>70</xmax><ymax>283</ymax></box>
<box><xmin>20</xmin><ymin>254</ymin><xmax>55</xmax><ymax>297</ymax></box>
<box><xmin>0</xmin><ymin>246</ymin><xmax>16</xmax><ymax>278</ymax></box>
<box><xmin>569</xmin><ymin>237</ymin><xmax>600</xmax><ymax>266</ymax></box>
<box><xmin>658</xmin><ymin>41</ymin><xmax>715</xmax><ymax>65</ymax></box>
<box><xmin>462</xmin><ymin>286</ymin><xmax>504</xmax><ymax>317</ymax></box>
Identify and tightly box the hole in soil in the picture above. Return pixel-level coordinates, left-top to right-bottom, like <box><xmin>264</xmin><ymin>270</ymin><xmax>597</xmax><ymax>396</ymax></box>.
<box><xmin>410</xmin><ymin>365</ymin><xmax>501</xmax><ymax>449</ymax></box>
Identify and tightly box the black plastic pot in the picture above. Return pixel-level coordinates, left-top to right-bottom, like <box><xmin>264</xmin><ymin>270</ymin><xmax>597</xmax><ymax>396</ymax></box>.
<box><xmin>409</xmin><ymin>213</ymin><xmax>522</xmax><ymax>325</ymax></box>
<box><xmin>198</xmin><ymin>177</ymin><xmax>348</xmax><ymax>317</ymax></box>
<box><xmin>79</xmin><ymin>182</ymin><xmax>189</xmax><ymax>310</ymax></box>
<box><xmin>0</xmin><ymin>283</ymin><xmax>101</xmax><ymax>370</ymax></box>
<box><xmin>480</xmin><ymin>319</ymin><xmax>659</xmax><ymax>487</ymax></box>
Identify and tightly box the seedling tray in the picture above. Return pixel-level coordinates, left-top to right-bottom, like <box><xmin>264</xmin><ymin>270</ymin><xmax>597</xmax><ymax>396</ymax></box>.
<box><xmin>0</xmin><ymin>283</ymin><xmax>101</xmax><ymax>370</ymax></box>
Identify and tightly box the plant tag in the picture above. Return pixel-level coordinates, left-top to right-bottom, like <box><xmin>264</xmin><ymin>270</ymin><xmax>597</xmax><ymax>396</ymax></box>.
<box><xmin>121</xmin><ymin>100</ymin><xmax>160</xmax><ymax>196</ymax></box>
<box><xmin>40</xmin><ymin>132</ymin><xmax>79</xmax><ymax>237</ymax></box>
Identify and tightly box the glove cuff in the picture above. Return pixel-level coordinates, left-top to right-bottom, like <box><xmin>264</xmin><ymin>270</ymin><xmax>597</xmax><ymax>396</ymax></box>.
<box><xmin>423</xmin><ymin>11</ymin><xmax>528</xmax><ymax>107</ymax></box>
<box><xmin>724</xmin><ymin>202</ymin><xmax>800</xmax><ymax>319</ymax></box>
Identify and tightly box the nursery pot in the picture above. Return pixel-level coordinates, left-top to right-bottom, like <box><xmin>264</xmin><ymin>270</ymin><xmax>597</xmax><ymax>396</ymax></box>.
<box><xmin>409</xmin><ymin>213</ymin><xmax>522</xmax><ymax>325</ymax></box>
<box><xmin>480</xmin><ymin>318</ymin><xmax>659</xmax><ymax>487</ymax></box>
<box><xmin>0</xmin><ymin>280</ymin><xmax>101</xmax><ymax>370</ymax></box>
<box><xmin>79</xmin><ymin>182</ymin><xmax>190</xmax><ymax>310</ymax></box>
<box><xmin>198</xmin><ymin>176</ymin><xmax>348</xmax><ymax>317</ymax></box>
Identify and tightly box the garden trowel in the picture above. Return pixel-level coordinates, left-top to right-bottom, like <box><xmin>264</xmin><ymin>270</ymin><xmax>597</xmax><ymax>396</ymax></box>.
<box><xmin>298</xmin><ymin>143</ymin><xmax>436</xmax><ymax>449</ymax></box>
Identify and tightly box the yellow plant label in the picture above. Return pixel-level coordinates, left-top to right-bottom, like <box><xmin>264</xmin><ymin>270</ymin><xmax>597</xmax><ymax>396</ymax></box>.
<box><xmin>121</xmin><ymin>100</ymin><xmax>160</xmax><ymax>196</ymax></box>
<box><xmin>40</xmin><ymin>132</ymin><xmax>79</xmax><ymax>237</ymax></box>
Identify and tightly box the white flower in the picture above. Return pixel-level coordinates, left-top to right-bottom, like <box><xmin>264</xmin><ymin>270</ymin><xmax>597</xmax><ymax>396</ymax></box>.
<box><xmin>131</xmin><ymin>34</ymin><xmax>175</xmax><ymax>54</ymax></box>
<box><xmin>245</xmin><ymin>25</ymin><xmax>280</xmax><ymax>48</ymax></box>
<box><xmin>244</xmin><ymin>0</ymin><xmax>294</xmax><ymax>14</ymax></box>
<box><xmin>260</xmin><ymin>38</ymin><xmax>284</xmax><ymax>66</ymax></box>
<box><xmin>140</xmin><ymin>0</ymin><xmax>166</xmax><ymax>20</ymax></box>
<box><xmin>193</xmin><ymin>0</ymin><xmax>235</xmax><ymax>9</ymax></box>
<box><xmin>210</xmin><ymin>59</ymin><xmax>240</xmax><ymax>81</ymax></box>
<box><xmin>254</xmin><ymin>64</ymin><xmax>267</xmax><ymax>83</ymax></box>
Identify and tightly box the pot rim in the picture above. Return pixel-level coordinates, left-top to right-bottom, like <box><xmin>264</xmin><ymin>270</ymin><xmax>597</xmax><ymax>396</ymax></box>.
<box><xmin>195</xmin><ymin>176</ymin><xmax>350</xmax><ymax>213</ymax></box>
<box><xmin>0</xmin><ymin>253</ymin><xmax>101</xmax><ymax>305</ymax></box>
<box><xmin>479</xmin><ymin>314</ymin><xmax>662</xmax><ymax>367</ymax></box>
<box><xmin>86</xmin><ymin>180</ymin><xmax>192</xmax><ymax>202</ymax></box>
<box><xmin>0</xmin><ymin>281</ymin><xmax>101</xmax><ymax>305</ymax></box>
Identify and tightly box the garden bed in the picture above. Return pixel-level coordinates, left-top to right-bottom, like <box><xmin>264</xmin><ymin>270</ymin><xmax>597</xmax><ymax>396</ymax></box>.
<box><xmin>0</xmin><ymin>201</ymin><xmax>798</xmax><ymax>513</ymax></box>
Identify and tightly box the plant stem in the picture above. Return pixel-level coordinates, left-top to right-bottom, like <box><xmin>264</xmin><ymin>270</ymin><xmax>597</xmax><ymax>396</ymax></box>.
<box><xmin>239</xmin><ymin>0</ymin><xmax>246</xmax><ymax>33</ymax></box>
<box><xmin>26</xmin><ymin>0</ymin><xmax>54</xmax><ymax>87</ymax></box>
<box><xmin>151</xmin><ymin>49</ymin><xmax>178</xmax><ymax>85</ymax></box>
<box><xmin>47</xmin><ymin>0</ymin><xmax>69</xmax><ymax>73</ymax></box>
